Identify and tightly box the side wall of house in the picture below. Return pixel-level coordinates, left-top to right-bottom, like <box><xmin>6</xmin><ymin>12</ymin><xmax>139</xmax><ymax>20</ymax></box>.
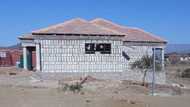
<box><xmin>37</xmin><ymin>39</ymin><xmax>124</xmax><ymax>72</ymax></box>
<box><xmin>33</xmin><ymin>39</ymin><xmax>166</xmax><ymax>84</ymax></box>
<box><xmin>122</xmin><ymin>42</ymin><xmax>165</xmax><ymax>70</ymax></box>
<box><xmin>122</xmin><ymin>42</ymin><xmax>166</xmax><ymax>84</ymax></box>
<box><xmin>122</xmin><ymin>45</ymin><xmax>153</xmax><ymax>70</ymax></box>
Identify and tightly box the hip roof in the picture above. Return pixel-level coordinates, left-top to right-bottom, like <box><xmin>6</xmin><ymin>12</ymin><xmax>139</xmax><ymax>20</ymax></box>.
<box><xmin>19</xmin><ymin>18</ymin><xmax>167</xmax><ymax>43</ymax></box>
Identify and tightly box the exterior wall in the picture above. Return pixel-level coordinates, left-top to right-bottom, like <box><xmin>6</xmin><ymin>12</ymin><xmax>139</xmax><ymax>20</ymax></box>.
<box><xmin>0</xmin><ymin>50</ymin><xmax>22</xmax><ymax>67</ymax></box>
<box><xmin>122</xmin><ymin>45</ymin><xmax>153</xmax><ymax>70</ymax></box>
<box><xmin>10</xmin><ymin>50</ymin><xmax>22</xmax><ymax>66</ymax></box>
<box><xmin>0</xmin><ymin>51</ymin><xmax>12</xmax><ymax>67</ymax></box>
<box><xmin>122</xmin><ymin>43</ymin><xmax>166</xmax><ymax>84</ymax></box>
<box><xmin>29</xmin><ymin>38</ymin><xmax>166</xmax><ymax>84</ymax></box>
<box><xmin>122</xmin><ymin>43</ymin><xmax>165</xmax><ymax>70</ymax></box>
<box><xmin>37</xmin><ymin>39</ymin><xmax>124</xmax><ymax>72</ymax></box>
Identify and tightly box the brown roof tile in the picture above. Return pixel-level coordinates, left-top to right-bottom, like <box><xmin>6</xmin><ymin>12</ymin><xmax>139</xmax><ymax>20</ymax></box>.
<box><xmin>20</xmin><ymin>18</ymin><xmax>166</xmax><ymax>43</ymax></box>
<box><xmin>32</xmin><ymin>18</ymin><xmax>124</xmax><ymax>36</ymax></box>
<box><xmin>90</xmin><ymin>18</ymin><xmax>167</xmax><ymax>43</ymax></box>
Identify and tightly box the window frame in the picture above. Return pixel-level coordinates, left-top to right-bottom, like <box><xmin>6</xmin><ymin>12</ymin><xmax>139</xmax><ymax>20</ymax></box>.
<box><xmin>85</xmin><ymin>43</ymin><xmax>95</xmax><ymax>54</ymax></box>
<box><xmin>85</xmin><ymin>43</ymin><xmax>112</xmax><ymax>54</ymax></box>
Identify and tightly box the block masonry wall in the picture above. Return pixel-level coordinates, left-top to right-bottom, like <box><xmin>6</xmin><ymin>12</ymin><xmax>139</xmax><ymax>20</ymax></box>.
<box><xmin>121</xmin><ymin>44</ymin><xmax>166</xmax><ymax>84</ymax></box>
<box><xmin>122</xmin><ymin>45</ymin><xmax>154</xmax><ymax>70</ymax></box>
<box><xmin>122</xmin><ymin>42</ymin><xmax>165</xmax><ymax>70</ymax></box>
<box><xmin>37</xmin><ymin>39</ymin><xmax>124</xmax><ymax>72</ymax></box>
<box><xmin>32</xmin><ymin>39</ymin><xmax>166</xmax><ymax>84</ymax></box>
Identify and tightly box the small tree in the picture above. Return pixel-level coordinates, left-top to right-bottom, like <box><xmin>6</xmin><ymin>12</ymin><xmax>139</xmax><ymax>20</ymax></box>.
<box><xmin>131</xmin><ymin>55</ymin><xmax>161</xmax><ymax>86</ymax></box>
<box><xmin>181</xmin><ymin>68</ymin><xmax>190</xmax><ymax>78</ymax></box>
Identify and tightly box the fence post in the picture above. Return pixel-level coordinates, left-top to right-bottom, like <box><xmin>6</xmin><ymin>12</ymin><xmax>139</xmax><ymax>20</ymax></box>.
<box><xmin>152</xmin><ymin>48</ymin><xmax>156</xmax><ymax>96</ymax></box>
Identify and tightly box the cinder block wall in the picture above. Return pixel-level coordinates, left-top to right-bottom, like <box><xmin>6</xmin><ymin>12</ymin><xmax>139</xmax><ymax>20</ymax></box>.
<box><xmin>34</xmin><ymin>39</ymin><xmax>166</xmax><ymax>84</ymax></box>
<box><xmin>122</xmin><ymin>44</ymin><xmax>165</xmax><ymax>70</ymax></box>
<box><xmin>122</xmin><ymin>45</ymin><xmax>154</xmax><ymax>70</ymax></box>
<box><xmin>38</xmin><ymin>39</ymin><xmax>124</xmax><ymax>72</ymax></box>
<box><xmin>121</xmin><ymin>44</ymin><xmax>166</xmax><ymax>84</ymax></box>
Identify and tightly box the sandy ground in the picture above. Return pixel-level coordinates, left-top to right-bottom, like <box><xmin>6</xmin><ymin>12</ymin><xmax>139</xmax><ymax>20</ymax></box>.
<box><xmin>142</xmin><ymin>95</ymin><xmax>190</xmax><ymax>107</ymax></box>
<box><xmin>165</xmin><ymin>64</ymin><xmax>190</xmax><ymax>88</ymax></box>
<box><xmin>0</xmin><ymin>86</ymin><xmax>190</xmax><ymax>107</ymax></box>
<box><xmin>0</xmin><ymin>66</ymin><xmax>190</xmax><ymax>107</ymax></box>
<box><xmin>0</xmin><ymin>87</ymin><xmax>146</xmax><ymax>107</ymax></box>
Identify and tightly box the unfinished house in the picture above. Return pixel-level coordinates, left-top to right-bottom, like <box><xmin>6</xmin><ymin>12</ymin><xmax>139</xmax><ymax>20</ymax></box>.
<box><xmin>19</xmin><ymin>18</ymin><xmax>167</xmax><ymax>84</ymax></box>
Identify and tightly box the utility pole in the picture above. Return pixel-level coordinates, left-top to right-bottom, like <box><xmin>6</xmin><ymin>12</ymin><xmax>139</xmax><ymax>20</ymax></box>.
<box><xmin>152</xmin><ymin>48</ymin><xmax>156</xmax><ymax>96</ymax></box>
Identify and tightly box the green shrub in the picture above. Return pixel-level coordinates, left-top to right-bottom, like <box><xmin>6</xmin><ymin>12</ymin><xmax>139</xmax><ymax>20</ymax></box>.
<box><xmin>131</xmin><ymin>55</ymin><xmax>162</xmax><ymax>86</ymax></box>
<box><xmin>62</xmin><ymin>83</ymin><xmax>69</xmax><ymax>91</ymax></box>
<box><xmin>131</xmin><ymin>55</ymin><xmax>162</xmax><ymax>71</ymax></box>
<box><xmin>181</xmin><ymin>68</ymin><xmax>190</xmax><ymax>78</ymax></box>
<box><xmin>58</xmin><ymin>82</ymin><xmax>83</xmax><ymax>93</ymax></box>
<box><xmin>69</xmin><ymin>82</ymin><xmax>83</xmax><ymax>93</ymax></box>
<box><xmin>131</xmin><ymin>55</ymin><xmax>152</xmax><ymax>69</ymax></box>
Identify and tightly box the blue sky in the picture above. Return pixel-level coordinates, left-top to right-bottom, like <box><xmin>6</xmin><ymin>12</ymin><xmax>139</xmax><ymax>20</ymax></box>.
<box><xmin>0</xmin><ymin>0</ymin><xmax>189</xmax><ymax>46</ymax></box>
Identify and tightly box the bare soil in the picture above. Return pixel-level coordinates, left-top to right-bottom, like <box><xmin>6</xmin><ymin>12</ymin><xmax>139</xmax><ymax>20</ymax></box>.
<box><xmin>165</xmin><ymin>64</ymin><xmax>190</xmax><ymax>88</ymax></box>
<box><xmin>0</xmin><ymin>66</ymin><xmax>190</xmax><ymax>107</ymax></box>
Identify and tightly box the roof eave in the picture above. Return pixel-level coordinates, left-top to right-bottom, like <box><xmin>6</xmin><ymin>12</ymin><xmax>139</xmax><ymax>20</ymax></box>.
<box><xmin>18</xmin><ymin>35</ymin><xmax>34</xmax><ymax>40</ymax></box>
<box><xmin>31</xmin><ymin>32</ymin><xmax>125</xmax><ymax>37</ymax></box>
<box><xmin>124</xmin><ymin>40</ymin><xmax>167</xmax><ymax>44</ymax></box>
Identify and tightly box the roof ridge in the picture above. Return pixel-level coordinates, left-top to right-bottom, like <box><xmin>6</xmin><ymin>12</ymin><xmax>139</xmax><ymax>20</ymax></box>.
<box><xmin>32</xmin><ymin>18</ymin><xmax>88</xmax><ymax>33</ymax></box>
<box><xmin>90</xmin><ymin>18</ymin><xmax>130</xmax><ymax>29</ymax></box>
<box><xmin>90</xmin><ymin>18</ymin><xmax>128</xmax><ymax>35</ymax></box>
<box><xmin>91</xmin><ymin>18</ymin><xmax>166</xmax><ymax>42</ymax></box>
<box><xmin>63</xmin><ymin>18</ymin><xmax>88</xmax><ymax>25</ymax></box>
<box><xmin>127</xmin><ymin>27</ymin><xmax>167</xmax><ymax>42</ymax></box>
<box><xmin>92</xmin><ymin>23</ymin><xmax>126</xmax><ymax>35</ymax></box>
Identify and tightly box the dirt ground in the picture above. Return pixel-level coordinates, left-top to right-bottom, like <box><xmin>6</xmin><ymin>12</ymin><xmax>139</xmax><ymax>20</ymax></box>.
<box><xmin>0</xmin><ymin>86</ymin><xmax>190</xmax><ymax>107</ymax></box>
<box><xmin>0</xmin><ymin>66</ymin><xmax>190</xmax><ymax>107</ymax></box>
<box><xmin>165</xmin><ymin>64</ymin><xmax>190</xmax><ymax>88</ymax></box>
<box><xmin>0</xmin><ymin>87</ymin><xmax>146</xmax><ymax>107</ymax></box>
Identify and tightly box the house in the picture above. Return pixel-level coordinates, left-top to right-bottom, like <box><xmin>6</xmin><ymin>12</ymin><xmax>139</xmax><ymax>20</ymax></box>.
<box><xmin>180</xmin><ymin>53</ymin><xmax>190</xmax><ymax>61</ymax></box>
<box><xmin>0</xmin><ymin>46</ymin><xmax>36</xmax><ymax>68</ymax></box>
<box><xmin>165</xmin><ymin>52</ymin><xmax>190</xmax><ymax>64</ymax></box>
<box><xmin>19</xmin><ymin>18</ymin><xmax>167</xmax><ymax>83</ymax></box>
<box><xmin>0</xmin><ymin>48</ymin><xmax>22</xmax><ymax>67</ymax></box>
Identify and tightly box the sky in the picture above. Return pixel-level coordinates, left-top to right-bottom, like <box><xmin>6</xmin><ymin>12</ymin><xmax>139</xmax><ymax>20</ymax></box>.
<box><xmin>0</xmin><ymin>0</ymin><xmax>189</xmax><ymax>46</ymax></box>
